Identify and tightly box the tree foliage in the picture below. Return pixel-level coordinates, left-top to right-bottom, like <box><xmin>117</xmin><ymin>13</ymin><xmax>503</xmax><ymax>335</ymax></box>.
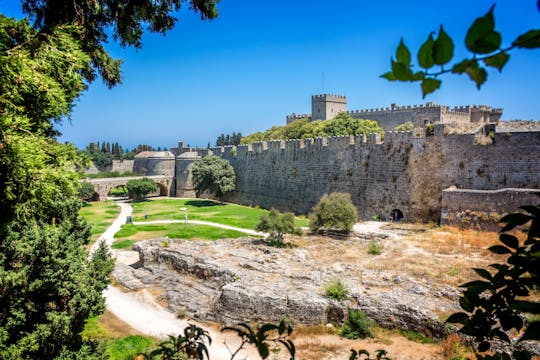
<box><xmin>0</xmin><ymin>15</ymin><xmax>114</xmax><ymax>358</ymax></box>
<box><xmin>382</xmin><ymin>3</ymin><xmax>540</xmax><ymax>97</ymax></box>
<box><xmin>20</xmin><ymin>0</ymin><xmax>220</xmax><ymax>87</ymax></box>
<box><xmin>446</xmin><ymin>204</ymin><xmax>540</xmax><ymax>359</ymax></box>
<box><xmin>78</xmin><ymin>181</ymin><xmax>96</xmax><ymax>202</ymax></box>
<box><xmin>393</xmin><ymin>121</ymin><xmax>414</xmax><ymax>132</ymax></box>
<box><xmin>126</xmin><ymin>178</ymin><xmax>158</xmax><ymax>200</ymax></box>
<box><xmin>241</xmin><ymin>113</ymin><xmax>383</xmax><ymax>145</ymax></box>
<box><xmin>309</xmin><ymin>193</ymin><xmax>358</xmax><ymax>233</ymax></box>
<box><xmin>216</xmin><ymin>132</ymin><xmax>242</xmax><ymax>146</ymax></box>
<box><xmin>191</xmin><ymin>155</ymin><xmax>236</xmax><ymax>199</ymax></box>
<box><xmin>255</xmin><ymin>209</ymin><xmax>302</xmax><ymax>245</ymax></box>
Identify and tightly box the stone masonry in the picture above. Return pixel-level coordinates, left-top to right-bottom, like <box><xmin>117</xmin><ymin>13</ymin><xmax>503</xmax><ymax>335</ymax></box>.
<box><xmin>286</xmin><ymin>94</ymin><xmax>503</xmax><ymax>131</ymax></box>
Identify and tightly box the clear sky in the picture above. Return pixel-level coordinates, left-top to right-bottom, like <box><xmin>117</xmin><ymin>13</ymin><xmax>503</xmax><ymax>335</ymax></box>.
<box><xmin>1</xmin><ymin>0</ymin><xmax>539</xmax><ymax>149</ymax></box>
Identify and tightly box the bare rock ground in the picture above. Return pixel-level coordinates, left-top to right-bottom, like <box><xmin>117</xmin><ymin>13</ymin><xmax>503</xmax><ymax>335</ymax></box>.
<box><xmin>114</xmin><ymin>222</ymin><xmax>463</xmax><ymax>338</ymax></box>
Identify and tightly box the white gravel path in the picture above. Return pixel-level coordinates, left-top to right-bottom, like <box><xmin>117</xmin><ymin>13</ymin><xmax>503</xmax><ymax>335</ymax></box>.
<box><xmin>133</xmin><ymin>219</ymin><xmax>266</xmax><ymax>236</ymax></box>
<box><xmin>90</xmin><ymin>200</ymin><xmax>256</xmax><ymax>360</ymax></box>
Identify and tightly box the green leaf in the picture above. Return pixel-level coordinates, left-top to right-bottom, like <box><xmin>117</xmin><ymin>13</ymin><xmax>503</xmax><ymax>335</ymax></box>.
<box><xmin>465</xmin><ymin>5</ymin><xmax>502</xmax><ymax>54</ymax></box>
<box><xmin>512</xmin><ymin>301</ymin><xmax>540</xmax><ymax>314</ymax></box>
<box><xmin>473</xmin><ymin>268</ymin><xmax>492</xmax><ymax>280</ymax></box>
<box><xmin>520</xmin><ymin>321</ymin><xmax>540</xmax><ymax>341</ymax></box>
<box><xmin>499</xmin><ymin>213</ymin><xmax>533</xmax><ymax>232</ymax></box>
<box><xmin>396</xmin><ymin>38</ymin><xmax>411</xmax><ymax>66</ymax></box>
<box><xmin>391</xmin><ymin>59</ymin><xmax>414</xmax><ymax>81</ymax></box>
<box><xmin>466</xmin><ymin>63</ymin><xmax>488</xmax><ymax>89</ymax></box>
<box><xmin>380</xmin><ymin>71</ymin><xmax>397</xmax><ymax>81</ymax></box>
<box><xmin>421</xmin><ymin>78</ymin><xmax>441</xmax><ymax>98</ymax></box>
<box><xmin>417</xmin><ymin>33</ymin><xmax>435</xmax><ymax>69</ymax></box>
<box><xmin>445</xmin><ymin>312</ymin><xmax>469</xmax><ymax>323</ymax></box>
<box><xmin>483</xmin><ymin>52</ymin><xmax>509</xmax><ymax>72</ymax></box>
<box><xmin>513</xmin><ymin>30</ymin><xmax>540</xmax><ymax>49</ymax></box>
<box><xmin>499</xmin><ymin>234</ymin><xmax>519</xmax><ymax>249</ymax></box>
<box><xmin>433</xmin><ymin>26</ymin><xmax>454</xmax><ymax>65</ymax></box>
<box><xmin>413</xmin><ymin>71</ymin><xmax>425</xmax><ymax>81</ymax></box>
<box><xmin>460</xmin><ymin>294</ymin><xmax>475</xmax><ymax>312</ymax></box>
<box><xmin>488</xmin><ymin>245</ymin><xmax>512</xmax><ymax>254</ymax></box>
<box><xmin>478</xmin><ymin>340</ymin><xmax>490</xmax><ymax>352</ymax></box>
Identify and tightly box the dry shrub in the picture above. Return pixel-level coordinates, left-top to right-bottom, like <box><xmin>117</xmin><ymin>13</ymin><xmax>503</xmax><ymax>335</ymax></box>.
<box><xmin>440</xmin><ymin>334</ymin><xmax>472</xmax><ymax>359</ymax></box>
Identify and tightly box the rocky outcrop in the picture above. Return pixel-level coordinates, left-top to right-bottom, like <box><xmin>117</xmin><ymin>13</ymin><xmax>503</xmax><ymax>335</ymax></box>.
<box><xmin>115</xmin><ymin>237</ymin><xmax>460</xmax><ymax>338</ymax></box>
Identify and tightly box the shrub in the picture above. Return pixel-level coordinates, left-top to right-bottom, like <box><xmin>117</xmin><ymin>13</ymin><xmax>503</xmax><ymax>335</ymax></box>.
<box><xmin>425</xmin><ymin>123</ymin><xmax>435</xmax><ymax>136</ymax></box>
<box><xmin>393</xmin><ymin>121</ymin><xmax>414</xmax><ymax>132</ymax></box>
<box><xmin>367</xmin><ymin>242</ymin><xmax>382</xmax><ymax>255</ymax></box>
<box><xmin>78</xmin><ymin>181</ymin><xmax>96</xmax><ymax>202</ymax></box>
<box><xmin>126</xmin><ymin>178</ymin><xmax>157</xmax><ymax>200</ymax></box>
<box><xmin>324</xmin><ymin>278</ymin><xmax>349</xmax><ymax>300</ymax></box>
<box><xmin>341</xmin><ymin>309</ymin><xmax>373</xmax><ymax>339</ymax></box>
<box><xmin>309</xmin><ymin>193</ymin><xmax>358</xmax><ymax>233</ymax></box>
<box><xmin>255</xmin><ymin>208</ymin><xmax>302</xmax><ymax>245</ymax></box>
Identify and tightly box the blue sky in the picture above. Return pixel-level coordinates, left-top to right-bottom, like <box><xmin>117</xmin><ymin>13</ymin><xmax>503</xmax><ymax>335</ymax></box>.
<box><xmin>2</xmin><ymin>0</ymin><xmax>539</xmax><ymax>149</ymax></box>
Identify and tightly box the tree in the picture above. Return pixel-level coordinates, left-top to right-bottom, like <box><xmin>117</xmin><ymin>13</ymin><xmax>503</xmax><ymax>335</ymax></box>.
<box><xmin>240</xmin><ymin>113</ymin><xmax>384</xmax><ymax>145</ymax></box>
<box><xmin>20</xmin><ymin>0</ymin><xmax>219</xmax><ymax>87</ymax></box>
<box><xmin>0</xmin><ymin>16</ymin><xmax>115</xmax><ymax>357</ymax></box>
<box><xmin>126</xmin><ymin>178</ymin><xmax>158</xmax><ymax>200</ymax></box>
<box><xmin>255</xmin><ymin>209</ymin><xmax>302</xmax><ymax>245</ymax></box>
<box><xmin>309</xmin><ymin>193</ymin><xmax>358</xmax><ymax>233</ymax></box>
<box><xmin>191</xmin><ymin>155</ymin><xmax>236</xmax><ymax>200</ymax></box>
<box><xmin>78</xmin><ymin>181</ymin><xmax>96</xmax><ymax>202</ymax></box>
<box><xmin>393</xmin><ymin>121</ymin><xmax>414</xmax><ymax>132</ymax></box>
<box><xmin>382</xmin><ymin>3</ymin><xmax>540</xmax><ymax>97</ymax></box>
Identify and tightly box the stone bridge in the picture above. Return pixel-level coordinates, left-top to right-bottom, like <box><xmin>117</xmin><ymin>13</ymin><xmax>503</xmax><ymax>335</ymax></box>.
<box><xmin>87</xmin><ymin>175</ymin><xmax>175</xmax><ymax>200</ymax></box>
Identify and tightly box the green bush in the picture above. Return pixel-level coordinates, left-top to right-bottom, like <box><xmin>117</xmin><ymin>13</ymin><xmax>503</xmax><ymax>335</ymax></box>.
<box><xmin>78</xmin><ymin>181</ymin><xmax>96</xmax><ymax>202</ymax></box>
<box><xmin>255</xmin><ymin>208</ymin><xmax>302</xmax><ymax>245</ymax></box>
<box><xmin>324</xmin><ymin>278</ymin><xmax>349</xmax><ymax>300</ymax></box>
<box><xmin>425</xmin><ymin>123</ymin><xmax>435</xmax><ymax>136</ymax></box>
<box><xmin>367</xmin><ymin>242</ymin><xmax>382</xmax><ymax>255</ymax></box>
<box><xmin>341</xmin><ymin>309</ymin><xmax>373</xmax><ymax>339</ymax></box>
<box><xmin>309</xmin><ymin>193</ymin><xmax>358</xmax><ymax>233</ymax></box>
<box><xmin>126</xmin><ymin>178</ymin><xmax>158</xmax><ymax>200</ymax></box>
<box><xmin>393</xmin><ymin>121</ymin><xmax>414</xmax><ymax>132</ymax></box>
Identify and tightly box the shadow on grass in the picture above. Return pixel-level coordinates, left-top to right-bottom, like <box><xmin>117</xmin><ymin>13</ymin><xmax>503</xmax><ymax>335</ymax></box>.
<box><xmin>185</xmin><ymin>200</ymin><xmax>222</xmax><ymax>207</ymax></box>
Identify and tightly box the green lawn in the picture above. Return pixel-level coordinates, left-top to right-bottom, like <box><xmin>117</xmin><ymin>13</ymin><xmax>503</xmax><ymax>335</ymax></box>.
<box><xmin>131</xmin><ymin>198</ymin><xmax>309</xmax><ymax>229</ymax></box>
<box><xmin>79</xmin><ymin>201</ymin><xmax>120</xmax><ymax>243</ymax></box>
<box><xmin>113</xmin><ymin>223</ymin><xmax>250</xmax><ymax>249</ymax></box>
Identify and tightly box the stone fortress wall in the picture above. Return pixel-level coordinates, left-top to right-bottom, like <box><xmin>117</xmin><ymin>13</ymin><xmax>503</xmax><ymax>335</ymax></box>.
<box><xmin>287</xmin><ymin>95</ymin><xmax>503</xmax><ymax>132</ymax></box>
<box><xmin>174</xmin><ymin>126</ymin><xmax>540</xmax><ymax>229</ymax></box>
<box><xmin>86</xmin><ymin>159</ymin><xmax>135</xmax><ymax>174</ymax></box>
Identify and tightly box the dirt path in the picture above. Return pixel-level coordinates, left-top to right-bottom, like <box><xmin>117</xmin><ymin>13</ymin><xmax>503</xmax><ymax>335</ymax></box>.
<box><xmin>91</xmin><ymin>200</ymin><xmax>257</xmax><ymax>360</ymax></box>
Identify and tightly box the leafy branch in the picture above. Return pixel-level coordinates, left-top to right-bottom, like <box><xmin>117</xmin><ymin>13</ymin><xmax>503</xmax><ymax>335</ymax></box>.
<box><xmin>382</xmin><ymin>3</ymin><xmax>540</xmax><ymax>97</ymax></box>
<box><xmin>446</xmin><ymin>203</ymin><xmax>540</xmax><ymax>359</ymax></box>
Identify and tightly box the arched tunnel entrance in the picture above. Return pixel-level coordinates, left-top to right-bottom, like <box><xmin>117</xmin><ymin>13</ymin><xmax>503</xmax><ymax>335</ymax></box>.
<box><xmin>391</xmin><ymin>209</ymin><xmax>403</xmax><ymax>221</ymax></box>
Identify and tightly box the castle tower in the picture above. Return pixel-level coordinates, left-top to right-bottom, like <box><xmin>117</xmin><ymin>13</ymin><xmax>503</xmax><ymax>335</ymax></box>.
<box><xmin>311</xmin><ymin>94</ymin><xmax>347</xmax><ymax>121</ymax></box>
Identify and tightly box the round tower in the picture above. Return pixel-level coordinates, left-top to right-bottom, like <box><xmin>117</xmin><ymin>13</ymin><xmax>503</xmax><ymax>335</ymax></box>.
<box><xmin>175</xmin><ymin>151</ymin><xmax>201</xmax><ymax>198</ymax></box>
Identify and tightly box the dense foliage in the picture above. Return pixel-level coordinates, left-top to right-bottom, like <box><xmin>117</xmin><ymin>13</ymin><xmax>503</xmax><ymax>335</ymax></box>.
<box><xmin>341</xmin><ymin>310</ymin><xmax>374</xmax><ymax>339</ymax></box>
<box><xmin>191</xmin><ymin>155</ymin><xmax>236</xmax><ymax>200</ymax></box>
<box><xmin>383</xmin><ymin>3</ymin><xmax>540</xmax><ymax>96</ymax></box>
<box><xmin>241</xmin><ymin>113</ymin><xmax>384</xmax><ymax>144</ymax></box>
<box><xmin>0</xmin><ymin>14</ymin><xmax>114</xmax><ymax>359</ymax></box>
<box><xmin>78</xmin><ymin>181</ymin><xmax>96</xmax><ymax>202</ymax></box>
<box><xmin>393</xmin><ymin>121</ymin><xmax>414</xmax><ymax>132</ymax></box>
<box><xmin>126</xmin><ymin>178</ymin><xmax>158</xmax><ymax>200</ymax></box>
<box><xmin>255</xmin><ymin>209</ymin><xmax>302</xmax><ymax>245</ymax></box>
<box><xmin>20</xmin><ymin>0</ymin><xmax>220</xmax><ymax>87</ymax></box>
<box><xmin>216</xmin><ymin>132</ymin><xmax>242</xmax><ymax>146</ymax></box>
<box><xmin>309</xmin><ymin>193</ymin><xmax>358</xmax><ymax>233</ymax></box>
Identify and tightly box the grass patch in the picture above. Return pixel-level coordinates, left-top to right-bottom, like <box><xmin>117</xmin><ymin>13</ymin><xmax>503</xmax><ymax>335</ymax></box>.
<box><xmin>367</xmin><ymin>242</ymin><xmax>382</xmax><ymax>255</ymax></box>
<box><xmin>131</xmin><ymin>198</ymin><xmax>309</xmax><ymax>229</ymax></box>
<box><xmin>106</xmin><ymin>335</ymin><xmax>155</xmax><ymax>360</ymax></box>
<box><xmin>340</xmin><ymin>309</ymin><xmax>373</xmax><ymax>339</ymax></box>
<box><xmin>114</xmin><ymin>223</ymin><xmax>251</xmax><ymax>243</ymax></box>
<box><xmin>398</xmin><ymin>329</ymin><xmax>437</xmax><ymax>344</ymax></box>
<box><xmin>324</xmin><ymin>278</ymin><xmax>349</xmax><ymax>300</ymax></box>
<box><xmin>79</xmin><ymin>201</ymin><xmax>119</xmax><ymax>243</ymax></box>
<box><xmin>112</xmin><ymin>239</ymin><xmax>136</xmax><ymax>249</ymax></box>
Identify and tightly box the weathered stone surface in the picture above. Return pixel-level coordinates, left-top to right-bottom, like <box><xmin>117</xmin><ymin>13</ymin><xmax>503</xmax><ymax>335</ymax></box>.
<box><xmin>116</xmin><ymin>237</ymin><xmax>461</xmax><ymax>337</ymax></box>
